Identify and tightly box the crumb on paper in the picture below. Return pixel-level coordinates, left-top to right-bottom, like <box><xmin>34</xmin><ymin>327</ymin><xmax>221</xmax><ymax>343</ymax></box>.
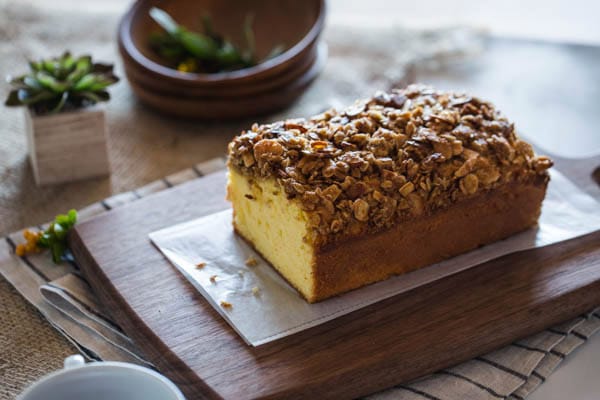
<box><xmin>245</xmin><ymin>256</ymin><xmax>258</xmax><ymax>267</ymax></box>
<box><xmin>220</xmin><ymin>300</ymin><xmax>232</xmax><ymax>309</ymax></box>
<box><xmin>209</xmin><ymin>275</ymin><xmax>217</xmax><ymax>283</ymax></box>
<box><xmin>238</xmin><ymin>270</ymin><xmax>245</xmax><ymax>277</ymax></box>
<box><xmin>252</xmin><ymin>287</ymin><xmax>260</xmax><ymax>295</ymax></box>
<box><xmin>196</xmin><ymin>262</ymin><xmax>206</xmax><ymax>269</ymax></box>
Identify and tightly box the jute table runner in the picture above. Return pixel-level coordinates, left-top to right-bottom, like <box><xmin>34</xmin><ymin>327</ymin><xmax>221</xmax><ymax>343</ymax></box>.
<box><xmin>1</xmin><ymin>1</ymin><xmax>599</xmax><ymax>398</ymax></box>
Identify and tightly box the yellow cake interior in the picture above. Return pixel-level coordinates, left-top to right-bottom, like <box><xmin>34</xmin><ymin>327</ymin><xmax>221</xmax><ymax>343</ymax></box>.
<box><xmin>227</xmin><ymin>169</ymin><xmax>315</xmax><ymax>300</ymax></box>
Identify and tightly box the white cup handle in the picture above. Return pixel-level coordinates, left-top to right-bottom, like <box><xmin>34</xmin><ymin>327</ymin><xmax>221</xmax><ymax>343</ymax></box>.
<box><xmin>63</xmin><ymin>354</ymin><xmax>85</xmax><ymax>370</ymax></box>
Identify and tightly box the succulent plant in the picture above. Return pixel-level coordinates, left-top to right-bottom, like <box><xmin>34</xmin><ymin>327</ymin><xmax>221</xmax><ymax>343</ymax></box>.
<box><xmin>4</xmin><ymin>52</ymin><xmax>119</xmax><ymax>115</ymax></box>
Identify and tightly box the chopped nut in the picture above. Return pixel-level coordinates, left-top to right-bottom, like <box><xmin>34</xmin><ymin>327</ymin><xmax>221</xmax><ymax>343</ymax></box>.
<box><xmin>405</xmin><ymin>121</ymin><xmax>416</xmax><ymax>136</ymax></box>
<box><xmin>399</xmin><ymin>182</ymin><xmax>415</xmax><ymax>197</ymax></box>
<box><xmin>311</xmin><ymin>140</ymin><xmax>329</xmax><ymax>150</ymax></box>
<box><xmin>353</xmin><ymin>198</ymin><xmax>370</xmax><ymax>221</ymax></box>
<box><xmin>381</xmin><ymin>180</ymin><xmax>394</xmax><ymax>190</ymax></box>
<box><xmin>209</xmin><ymin>275</ymin><xmax>217</xmax><ymax>283</ymax></box>
<box><xmin>451</xmin><ymin>140</ymin><xmax>463</xmax><ymax>155</ymax></box>
<box><xmin>241</xmin><ymin>152</ymin><xmax>255</xmax><ymax>167</ymax></box>
<box><xmin>476</xmin><ymin>167</ymin><xmax>500</xmax><ymax>185</ymax></box>
<box><xmin>196</xmin><ymin>262</ymin><xmax>206</xmax><ymax>269</ymax></box>
<box><xmin>532</xmin><ymin>156</ymin><xmax>553</xmax><ymax>173</ymax></box>
<box><xmin>330</xmin><ymin>219</ymin><xmax>343</xmax><ymax>232</ymax></box>
<box><xmin>220</xmin><ymin>301</ymin><xmax>232</xmax><ymax>309</ymax></box>
<box><xmin>322</xmin><ymin>184</ymin><xmax>342</xmax><ymax>202</ymax></box>
<box><xmin>432</xmin><ymin>140</ymin><xmax>453</xmax><ymax>159</ymax></box>
<box><xmin>245</xmin><ymin>256</ymin><xmax>258</xmax><ymax>267</ymax></box>
<box><xmin>253</xmin><ymin>139</ymin><xmax>284</xmax><ymax>160</ymax></box>
<box><xmin>284</xmin><ymin>121</ymin><xmax>308</xmax><ymax>132</ymax></box>
<box><xmin>455</xmin><ymin>158</ymin><xmax>477</xmax><ymax>178</ymax></box>
<box><xmin>515</xmin><ymin>140</ymin><xmax>534</xmax><ymax>157</ymax></box>
<box><xmin>488</xmin><ymin>135</ymin><xmax>514</xmax><ymax>160</ymax></box>
<box><xmin>407</xmin><ymin>193</ymin><xmax>424</xmax><ymax>216</ymax></box>
<box><xmin>346</xmin><ymin>182</ymin><xmax>368</xmax><ymax>199</ymax></box>
<box><xmin>345</xmin><ymin>101</ymin><xmax>366</xmax><ymax>117</ymax></box>
<box><xmin>460</xmin><ymin>173</ymin><xmax>479</xmax><ymax>195</ymax></box>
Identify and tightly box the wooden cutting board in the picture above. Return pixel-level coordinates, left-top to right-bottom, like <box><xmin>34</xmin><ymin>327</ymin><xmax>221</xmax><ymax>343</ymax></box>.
<box><xmin>69</xmin><ymin>153</ymin><xmax>600</xmax><ymax>400</ymax></box>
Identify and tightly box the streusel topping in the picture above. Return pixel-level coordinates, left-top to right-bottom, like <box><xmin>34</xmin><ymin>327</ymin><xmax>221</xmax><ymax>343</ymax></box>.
<box><xmin>228</xmin><ymin>85</ymin><xmax>552</xmax><ymax>245</ymax></box>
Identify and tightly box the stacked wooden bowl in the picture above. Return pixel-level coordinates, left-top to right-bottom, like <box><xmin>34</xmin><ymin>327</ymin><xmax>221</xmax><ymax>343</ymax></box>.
<box><xmin>118</xmin><ymin>0</ymin><xmax>326</xmax><ymax>119</ymax></box>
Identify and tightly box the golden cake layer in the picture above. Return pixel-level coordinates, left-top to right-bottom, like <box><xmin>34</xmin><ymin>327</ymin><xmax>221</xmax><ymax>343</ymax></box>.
<box><xmin>227</xmin><ymin>85</ymin><xmax>552</xmax><ymax>302</ymax></box>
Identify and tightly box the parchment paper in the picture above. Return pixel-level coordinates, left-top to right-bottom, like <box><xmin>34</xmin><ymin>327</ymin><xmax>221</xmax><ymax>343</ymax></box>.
<box><xmin>149</xmin><ymin>170</ymin><xmax>600</xmax><ymax>346</ymax></box>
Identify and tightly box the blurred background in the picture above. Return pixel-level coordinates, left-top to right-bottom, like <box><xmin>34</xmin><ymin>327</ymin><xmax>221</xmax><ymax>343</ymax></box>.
<box><xmin>15</xmin><ymin>0</ymin><xmax>600</xmax><ymax>44</ymax></box>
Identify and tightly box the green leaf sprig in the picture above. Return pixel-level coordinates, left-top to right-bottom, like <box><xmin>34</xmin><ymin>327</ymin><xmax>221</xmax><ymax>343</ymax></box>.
<box><xmin>38</xmin><ymin>209</ymin><xmax>78</xmax><ymax>263</ymax></box>
<box><xmin>4</xmin><ymin>52</ymin><xmax>119</xmax><ymax>115</ymax></box>
<box><xmin>16</xmin><ymin>209</ymin><xmax>78</xmax><ymax>264</ymax></box>
<box><xmin>148</xmin><ymin>7</ymin><xmax>284</xmax><ymax>74</ymax></box>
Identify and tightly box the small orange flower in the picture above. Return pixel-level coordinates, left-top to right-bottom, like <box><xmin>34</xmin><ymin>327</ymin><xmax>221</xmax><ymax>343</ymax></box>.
<box><xmin>15</xmin><ymin>229</ymin><xmax>42</xmax><ymax>257</ymax></box>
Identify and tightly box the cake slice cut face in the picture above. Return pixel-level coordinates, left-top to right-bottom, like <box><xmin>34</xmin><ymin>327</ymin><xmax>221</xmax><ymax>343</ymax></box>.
<box><xmin>228</xmin><ymin>170</ymin><xmax>315</xmax><ymax>298</ymax></box>
<box><xmin>227</xmin><ymin>85</ymin><xmax>553</xmax><ymax>303</ymax></box>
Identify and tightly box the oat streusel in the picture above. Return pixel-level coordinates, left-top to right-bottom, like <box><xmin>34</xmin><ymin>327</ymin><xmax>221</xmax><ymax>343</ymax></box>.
<box><xmin>227</xmin><ymin>84</ymin><xmax>553</xmax><ymax>246</ymax></box>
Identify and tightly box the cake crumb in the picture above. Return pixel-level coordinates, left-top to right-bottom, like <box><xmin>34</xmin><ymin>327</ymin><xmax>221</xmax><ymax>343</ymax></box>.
<box><xmin>196</xmin><ymin>262</ymin><xmax>206</xmax><ymax>269</ymax></box>
<box><xmin>209</xmin><ymin>275</ymin><xmax>217</xmax><ymax>283</ymax></box>
<box><xmin>245</xmin><ymin>256</ymin><xmax>258</xmax><ymax>267</ymax></box>
<box><xmin>252</xmin><ymin>287</ymin><xmax>260</xmax><ymax>295</ymax></box>
<box><xmin>220</xmin><ymin>300</ymin><xmax>232</xmax><ymax>309</ymax></box>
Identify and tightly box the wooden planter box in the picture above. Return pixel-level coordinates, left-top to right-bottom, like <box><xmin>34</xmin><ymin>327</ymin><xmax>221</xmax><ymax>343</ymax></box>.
<box><xmin>24</xmin><ymin>106</ymin><xmax>110</xmax><ymax>185</ymax></box>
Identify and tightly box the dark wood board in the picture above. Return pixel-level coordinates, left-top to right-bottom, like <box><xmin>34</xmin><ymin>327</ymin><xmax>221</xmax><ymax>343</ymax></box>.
<box><xmin>70</xmin><ymin>149</ymin><xmax>600</xmax><ymax>400</ymax></box>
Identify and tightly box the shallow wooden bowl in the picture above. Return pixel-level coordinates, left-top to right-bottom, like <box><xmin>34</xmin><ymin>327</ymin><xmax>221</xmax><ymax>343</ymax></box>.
<box><xmin>123</xmin><ymin>39</ymin><xmax>320</xmax><ymax>98</ymax></box>
<box><xmin>129</xmin><ymin>43</ymin><xmax>327</xmax><ymax>119</ymax></box>
<box><xmin>118</xmin><ymin>0</ymin><xmax>325</xmax><ymax>89</ymax></box>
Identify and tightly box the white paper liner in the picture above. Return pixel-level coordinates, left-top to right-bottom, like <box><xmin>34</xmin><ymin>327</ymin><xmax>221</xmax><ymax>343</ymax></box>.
<box><xmin>149</xmin><ymin>169</ymin><xmax>600</xmax><ymax>346</ymax></box>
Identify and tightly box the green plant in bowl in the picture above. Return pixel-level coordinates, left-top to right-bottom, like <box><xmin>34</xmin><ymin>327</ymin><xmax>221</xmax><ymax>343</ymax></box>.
<box><xmin>149</xmin><ymin>7</ymin><xmax>284</xmax><ymax>74</ymax></box>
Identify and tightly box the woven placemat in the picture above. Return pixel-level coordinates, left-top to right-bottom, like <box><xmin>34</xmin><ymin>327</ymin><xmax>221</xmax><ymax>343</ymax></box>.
<box><xmin>0</xmin><ymin>276</ymin><xmax>76</xmax><ymax>399</ymax></box>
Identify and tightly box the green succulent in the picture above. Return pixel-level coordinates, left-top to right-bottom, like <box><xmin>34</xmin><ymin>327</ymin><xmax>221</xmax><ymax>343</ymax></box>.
<box><xmin>4</xmin><ymin>52</ymin><xmax>119</xmax><ymax>115</ymax></box>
